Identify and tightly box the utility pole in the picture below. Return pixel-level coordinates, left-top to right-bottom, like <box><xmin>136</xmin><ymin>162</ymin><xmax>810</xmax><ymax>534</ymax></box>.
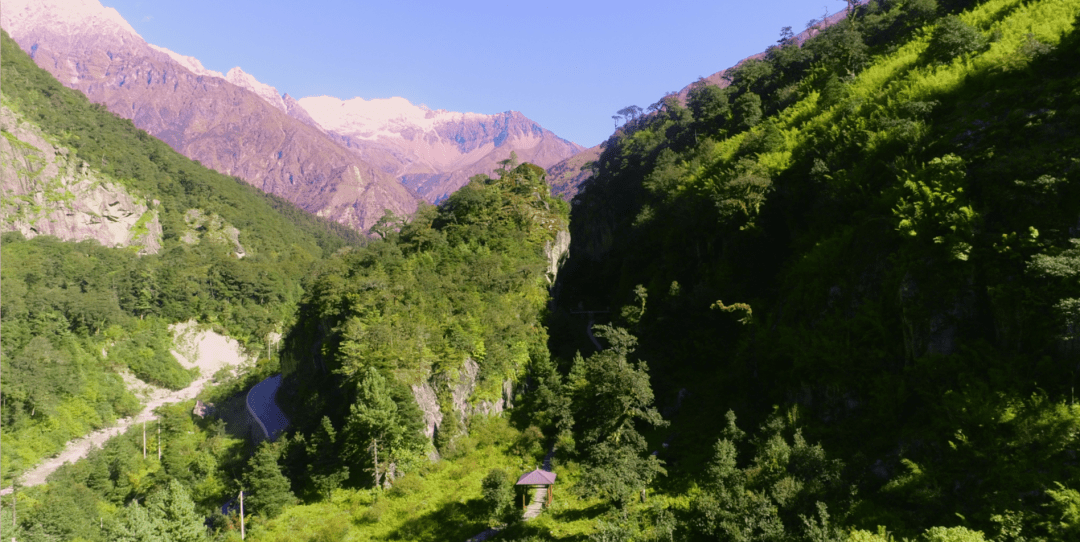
<box><xmin>372</xmin><ymin>438</ymin><xmax>379</xmax><ymax>488</ymax></box>
<box><xmin>142</xmin><ymin>421</ymin><xmax>147</xmax><ymax>459</ymax></box>
<box><xmin>239</xmin><ymin>490</ymin><xmax>245</xmax><ymax>540</ymax></box>
<box><xmin>157</xmin><ymin>422</ymin><xmax>162</xmax><ymax>461</ymax></box>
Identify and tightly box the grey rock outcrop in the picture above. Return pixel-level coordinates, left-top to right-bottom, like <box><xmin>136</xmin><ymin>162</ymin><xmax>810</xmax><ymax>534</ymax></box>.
<box><xmin>0</xmin><ymin>104</ymin><xmax>162</xmax><ymax>254</ymax></box>
<box><xmin>450</xmin><ymin>358</ymin><xmax>515</xmax><ymax>422</ymax></box>
<box><xmin>410</xmin><ymin>382</ymin><xmax>442</xmax><ymax>440</ymax></box>
<box><xmin>411</xmin><ymin>357</ymin><xmax>515</xmax><ymax>450</ymax></box>
<box><xmin>472</xmin><ymin>379</ymin><xmax>514</xmax><ymax>418</ymax></box>
<box><xmin>449</xmin><ymin>358</ymin><xmax>482</xmax><ymax>425</ymax></box>
<box><xmin>180</xmin><ymin>208</ymin><xmax>246</xmax><ymax>258</ymax></box>
<box><xmin>544</xmin><ymin>229</ymin><xmax>571</xmax><ymax>285</ymax></box>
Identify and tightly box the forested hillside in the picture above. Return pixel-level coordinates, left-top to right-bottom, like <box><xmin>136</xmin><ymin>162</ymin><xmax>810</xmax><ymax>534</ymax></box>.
<box><xmin>3</xmin><ymin>157</ymin><xmax>573</xmax><ymax>542</ymax></box>
<box><xmin>552</xmin><ymin>0</ymin><xmax>1080</xmax><ymax>537</ymax></box>
<box><xmin>216</xmin><ymin>0</ymin><xmax>1080</xmax><ymax>539</ymax></box>
<box><xmin>0</xmin><ymin>28</ymin><xmax>360</xmax><ymax>487</ymax></box>
<box><xmin>6</xmin><ymin>0</ymin><xmax>1080</xmax><ymax>540</ymax></box>
<box><xmin>276</xmin><ymin>158</ymin><xmax>569</xmax><ymax>499</ymax></box>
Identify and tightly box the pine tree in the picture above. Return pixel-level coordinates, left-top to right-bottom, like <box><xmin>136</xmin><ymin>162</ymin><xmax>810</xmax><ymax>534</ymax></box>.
<box><xmin>109</xmin><ymin>501</ymin><xmax>157</xmax><ymax>542</ymax></box>
<box><xmin>570</xmin><ymin>326</ymin><xmax>667</xmax><ymax>511</ymax></box>
<box><xmin>244</xmin><ymin>442</ymin><xmax>295</xmax><ymax>518</ymax></box>
<box><xmin>480</xmin><ymin>468</ymin><xmax>515</xmax><ymax>526</ymax></box>
<box><xmin>145</xmin><ymin>480</ymin><xmax>205</xmax><ymax>542</ymax></box>
<box><xmin>307</xmin><ymin>415</ymin><xmax>350</xmax><ymax>499</ymax></box>
<box><xmin>345</xmin><ymin>366</ymin><xmax>403</xmax><ymax>487</ymax></box>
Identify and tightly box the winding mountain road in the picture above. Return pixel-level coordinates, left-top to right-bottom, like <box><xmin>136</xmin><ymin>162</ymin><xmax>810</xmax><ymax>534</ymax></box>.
<box><xmin>246</xmin><ymin>374</ymin><xmax>289</xmax><ymax>441</ymax></box>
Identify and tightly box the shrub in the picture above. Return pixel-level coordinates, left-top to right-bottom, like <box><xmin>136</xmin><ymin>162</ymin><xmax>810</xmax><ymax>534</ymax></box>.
<box><xmin>921</xmin><ymin>526</ymin><xmax>987</xmax><ymax>542</ymax></box>
<box><xmin>481</xmin><ymin>468</ymin><xmax>515</xmax><ymax>526</ymax></box>
<box><xmin>734</xmin><ymin>92</ymin><xmax>764</xmax><ymax>130</ymax></box>
<box><xmin>926</xmin><ymin>15</ymin><xmax>987</xmax><ymax>62</ymax></box>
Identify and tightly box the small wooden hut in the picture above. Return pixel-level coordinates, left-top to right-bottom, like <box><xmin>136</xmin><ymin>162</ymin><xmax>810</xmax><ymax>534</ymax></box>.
<box><xmin>516</xmin><ymin>468</ymin><xmax>557</xmax><ymax>510</ymax></box>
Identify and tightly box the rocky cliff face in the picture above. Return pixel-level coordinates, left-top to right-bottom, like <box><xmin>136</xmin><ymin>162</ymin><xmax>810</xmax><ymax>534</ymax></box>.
<box><xmin>409</xmin><ymin>357</ymin><xmax>515</xmax><ymax>447</ymax></box>
<box><xmin>1</xmin><ymin>0</ymin><xmax>418</xmax><ymax>232</ymax></box>
<box><xmin>282</xmin><ymin>93</ymin><xmax>321</xmax><ymax>129</ymax></box>
<box><xmin>545</xmin><ymin>229</ymin><xmax>571</xmax><ymax>286</ymax></box>
<box><xmin>0</xmin><ymin>104</ymin><xmax>162</xmax><ymax>253</ymax></box>
<box><xmin>297</xmin><ymin>96</ymin><xmax>585</xmax><ymax>203</ymax></box>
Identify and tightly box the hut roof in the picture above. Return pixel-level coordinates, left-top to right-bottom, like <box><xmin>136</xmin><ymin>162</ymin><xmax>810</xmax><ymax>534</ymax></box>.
<box><xmin>516</xmin><ymin>469</ymin><xmax>557</xmax><ymax>485</ymax></box>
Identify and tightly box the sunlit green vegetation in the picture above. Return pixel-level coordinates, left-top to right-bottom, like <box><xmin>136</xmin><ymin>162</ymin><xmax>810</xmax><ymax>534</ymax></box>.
<box><xmin>0</xmin><ymin>27</ymin><xmax>361</xmax><ymax>486</ymax></box>
<box><xmin>251</xmin><ymin>416</ymin><xmax>559</xmax><ymax>542</ymax></box>
<box><xmin>552</xmin><ymin>0</ymin><xmax>1080</xmax><ymax>537</ymax></box>
<box><xmin>277</xmin><ymin>158</ymin><xmax>569</xmax><ymax>500</ymax></box>
<box><xmin>4</xmin><ymin>399</ymin><xmax>249</xmax><ymax>541</ymax></box>
<box><xmin>6</xmin><ymin>0</ymin><xmax>1080</xmax><ymax>539</ymax></box>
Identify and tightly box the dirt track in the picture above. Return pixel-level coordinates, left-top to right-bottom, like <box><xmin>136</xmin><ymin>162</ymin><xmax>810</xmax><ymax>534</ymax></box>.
<box><xmin>1</xmin><ymin>321</ymin><xmax>251</xmax><ymax>494</ymax></box>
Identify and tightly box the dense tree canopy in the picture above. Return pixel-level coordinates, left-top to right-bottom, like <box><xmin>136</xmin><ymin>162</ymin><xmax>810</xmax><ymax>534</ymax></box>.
<box><xmin>9</xmin><ymin>0</ymin><xmax>1080</xmax><ymax>539</ymax></box>
<box><xmin>278</xmin><ymin>161</ymin><xmax>569</xmax><ymax>493</ymax></box>
<box><xmin>0</xmin><ymin>27</ymin><xmax>362</xmax><ymax>485</ymax></box>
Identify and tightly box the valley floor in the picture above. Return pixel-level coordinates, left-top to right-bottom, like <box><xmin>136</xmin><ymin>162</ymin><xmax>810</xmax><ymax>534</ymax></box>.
<box><xmin>1</xmin><ymin>321</ymin><xmax>251</xmax><ymax>493</ymax></box>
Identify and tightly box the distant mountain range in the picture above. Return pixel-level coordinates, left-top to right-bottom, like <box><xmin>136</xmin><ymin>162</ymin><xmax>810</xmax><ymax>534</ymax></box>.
<box><xmin>298</xmin><ymin>96</ymin><xmax>584</xmax><ymax>203</ymax></box>
<box><xmin>1</xmin><ymin>0</ymin><xmax>842</xmax><ymax>225</ymax></box>
<box><xmin>1</xmin><ymin>0</ymin><xmax>582</xmax><ymax>229</ymax></box>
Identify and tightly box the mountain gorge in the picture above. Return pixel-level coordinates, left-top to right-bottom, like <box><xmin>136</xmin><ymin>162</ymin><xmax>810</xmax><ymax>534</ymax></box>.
<box><xmin>7</xmin><ymin>0</ymin><xmax>1080</xmax><ymax>541</ymax></box>
<box><xmin>263</xmin><ymin>0</ymin><xmax>1080</xmax><ymax>537</ymax></box>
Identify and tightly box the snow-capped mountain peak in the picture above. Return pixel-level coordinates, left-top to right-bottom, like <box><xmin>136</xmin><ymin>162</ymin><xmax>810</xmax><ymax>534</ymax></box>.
<box><xmin>1</xmin><ymin>0</ymin><xmax>138</xmax><ymax>40</ymax></box>
<box><xmin>2</xmin><ymin>0</ymin><xmax>582</xmax><ymax>212</ymax></box>
<box><xmin>148</xmin><ymin>44</ymin><xmax>224</xmax><ymax>79</ymax></box>
<box><xmin>226</xmin><ymin>67</ymin><xmax>287</xmax><ymax>114</ymax></box>
<box><xmin>297</xmin><ymin>95</ymin><xmax>484</xmax><ymax>140</ymax></box>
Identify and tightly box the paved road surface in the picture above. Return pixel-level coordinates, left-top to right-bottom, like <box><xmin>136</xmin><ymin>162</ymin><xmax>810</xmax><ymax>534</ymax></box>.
<box><xmin>246</xmin><ymin>374</ymin><xmax>289</xmax><ymax>441</ymax></box>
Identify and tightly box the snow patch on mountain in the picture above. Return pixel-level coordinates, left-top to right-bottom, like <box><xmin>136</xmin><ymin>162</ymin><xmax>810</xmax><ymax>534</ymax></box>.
<box><xmin>297</xmin><ymin>95</ymin><xmax>486</xmax><ymax>141</ymax></box>
<box><xmin>1</xmin><ymin>0</ymin><xmax>138</xmax><ymax>39</ymax></box>
<box><xmin>148</xmin><ymin>44</ymin><xmax>224</xmax><ymax>79</ymax></box>
<box><xmin>226</xmin><ymin>67</ymin><xmax>287</xmax><ymax>114</ymax></box>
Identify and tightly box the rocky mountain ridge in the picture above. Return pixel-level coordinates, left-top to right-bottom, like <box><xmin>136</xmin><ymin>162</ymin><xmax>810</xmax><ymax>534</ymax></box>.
<box><xmin>220</xmin><ymin>70</ymin><xmax>584</xmax><ymax>203</ymax></box>
<box><xmin>297</xmin><ymin>95</ymin><xmax>584</xmax><ymax>203</ymax></box>
<box><xmin>2</xmin><ymin>0</ymin><xmax>416</xmax><ymax>232</ymax></box>
<box><xmin>2</xmin><ymin>0</ymin><xmax>583</xmax><ymax>226</ymax></box>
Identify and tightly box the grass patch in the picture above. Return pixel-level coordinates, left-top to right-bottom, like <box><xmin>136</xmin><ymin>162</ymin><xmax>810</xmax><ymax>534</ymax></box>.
<box><xmin>249</xmin><ymin>417</ymin><xmax>616</xmax><ymax>542</ymax></box>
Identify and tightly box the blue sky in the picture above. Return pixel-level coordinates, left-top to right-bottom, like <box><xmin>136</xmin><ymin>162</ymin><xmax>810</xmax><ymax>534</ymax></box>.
<box><xmin>107</xmin><ymin>0</ymin><xmax>849</xmax><ymax>147</ymax></box>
